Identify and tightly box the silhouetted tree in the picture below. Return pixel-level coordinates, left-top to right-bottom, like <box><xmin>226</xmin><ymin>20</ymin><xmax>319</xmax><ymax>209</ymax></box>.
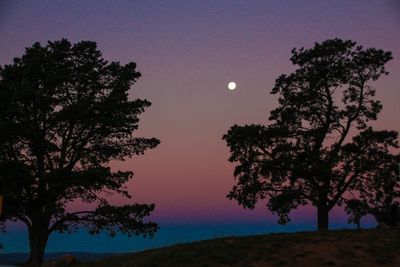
<box><xmin>344</xmin><ymin>199</ymin><xmax>369</xmax><ymax>229</ymax></box>
<box><xmin>223</xmin><ymin>39</ymin><xmax>398</xmax><ymax>230</ymax></box>
<box><xmin>0</xmin><ymin>39</ymin><xmax>160</xmax><ymax>263</ymax></box>
<box><xmin>356</xmin><ymin>153</ymin><xmax>400</xmax><ymax>227</ymax></box>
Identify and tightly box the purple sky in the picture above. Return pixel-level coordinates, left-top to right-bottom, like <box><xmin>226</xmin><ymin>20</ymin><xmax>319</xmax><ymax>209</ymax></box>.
<box><xmin>0</xmin><ymin>0</ymin><xmax>399</xmax><ymax>253</ymax></box>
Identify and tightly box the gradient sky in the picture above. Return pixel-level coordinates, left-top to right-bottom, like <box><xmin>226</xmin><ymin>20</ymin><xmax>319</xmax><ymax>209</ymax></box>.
<box><xmin>0</xmin><ymin>0</ymin><xmax>399</xmax><ymax>253</ymax></box>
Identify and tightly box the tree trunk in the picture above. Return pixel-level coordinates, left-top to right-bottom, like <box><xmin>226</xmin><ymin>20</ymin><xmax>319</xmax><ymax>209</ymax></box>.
<box><xmin>317</xmin><ymin>203</ymin><xmax>329</xmax><ymax>231</ymax></box>
<box><xmin>27</xmin><ymin>222</ymin><xmax>50</xmax><ymax>263</ymax></box>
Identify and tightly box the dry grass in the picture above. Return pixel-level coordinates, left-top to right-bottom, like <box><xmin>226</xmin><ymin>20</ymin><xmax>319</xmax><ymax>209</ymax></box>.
<box><xmin>74</xmin><ymin>228</ymin><xmax>400</xmax><ymax>267</ymax></box>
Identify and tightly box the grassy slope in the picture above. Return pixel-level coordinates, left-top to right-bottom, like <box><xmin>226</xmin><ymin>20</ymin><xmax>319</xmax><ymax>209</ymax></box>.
<box><xmin>76</xmin><ymin>228</ymin><xmax>400</xmax><ymax>267</ymax></box>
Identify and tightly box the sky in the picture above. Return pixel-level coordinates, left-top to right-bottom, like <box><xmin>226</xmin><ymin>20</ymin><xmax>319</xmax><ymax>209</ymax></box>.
<box><xmin>0</xmin><ymin>0</ymin><xmax>399</xmax><ymax>253</ymax></box>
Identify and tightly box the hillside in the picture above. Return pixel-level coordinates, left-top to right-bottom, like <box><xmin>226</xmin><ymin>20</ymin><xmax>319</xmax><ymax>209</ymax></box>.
<box><xmin>0</xmin><ymin>253</ymin><xmax>116</xmax><ymax>265</ymax></box>
<box><xmin>75</xmin><ymin>228</ymin><xmax>400</xmax><ymax>267</ymax></box>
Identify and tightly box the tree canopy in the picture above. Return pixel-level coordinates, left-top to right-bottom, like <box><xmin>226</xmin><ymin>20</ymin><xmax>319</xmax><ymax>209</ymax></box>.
<box><xmin>0</xmin><ymin>39</ymin><xmax>160</xmax><ymax>263</ymax></box>
<box><xmin>354</xmin><ymin>152</ymin><xmax>400</xmax><ymax>226</ymax></box>
<box><xmin>223</xmin><ymin>38</ymin><xmax>398</xmax><ymax>230</ymax></box>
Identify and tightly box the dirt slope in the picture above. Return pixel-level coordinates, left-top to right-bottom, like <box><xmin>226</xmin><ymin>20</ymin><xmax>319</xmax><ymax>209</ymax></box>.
<box><xmin>76</xmin><ymin>228</ymin><xmax>400</xmax><ymax>267</ymax></box>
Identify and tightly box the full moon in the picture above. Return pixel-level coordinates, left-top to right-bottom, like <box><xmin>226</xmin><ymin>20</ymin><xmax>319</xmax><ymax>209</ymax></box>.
<box><xmin>228</xmin><ymin>81</ymin><xmax>236</xmax><ymax>90</ymax></box>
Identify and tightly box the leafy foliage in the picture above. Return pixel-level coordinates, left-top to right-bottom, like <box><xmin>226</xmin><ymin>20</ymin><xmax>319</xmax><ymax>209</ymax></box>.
<box><xmin>344</xmin><ymin>199</ymin><xmax>369</xmax><ymax>228</ymax></box>
<box><xmin>0</xmin><ymin>39</ymin><xmax>160</xmax><ymax>261</ymax></box>
<box><xmin>351</xmin><ymin>153</ymin><xmax>400</xmax><ymax>226</ymax></box>
<box><xmin>223</xmin><ymin>38</ymin><xmax>398</xmax><ymax>229</ymax></box>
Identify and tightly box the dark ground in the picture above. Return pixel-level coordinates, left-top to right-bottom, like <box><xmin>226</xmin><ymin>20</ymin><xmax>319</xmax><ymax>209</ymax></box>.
<box><xmin>72</xmin><ymin>228</ymin><xmax>400</xmax><ymax>267</ymax></box>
